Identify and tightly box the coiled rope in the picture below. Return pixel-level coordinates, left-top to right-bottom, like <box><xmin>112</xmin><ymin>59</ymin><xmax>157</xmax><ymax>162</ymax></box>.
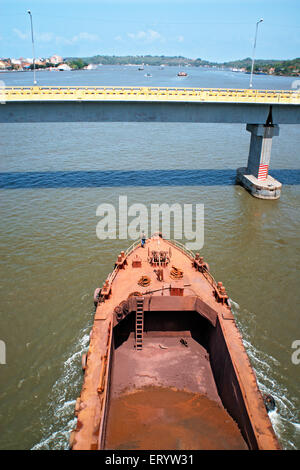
<box><xmin>137</xmin><ymin>276</ymin><xmax>151</xmax><ymax>287</ymax></box>
<box><xmin>169</xmin><ymin>266</ymin><xmax>184</xmax><ymax>279</ymax></box>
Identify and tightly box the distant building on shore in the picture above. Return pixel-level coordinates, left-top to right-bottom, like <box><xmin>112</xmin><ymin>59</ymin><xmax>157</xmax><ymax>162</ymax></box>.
<box><xmin>85</xmin><ymin>64</ymin><xmax>97</xmax><ymax>70</ymax></box>
<box><xmin>57</xmin><ymin>63</ymin><xmax>72</xmax><ymax>71</ymax></box>
<box><xmin>50</xmin><ymin>55</ymin><xmax>63</xmax><ymax>65</ymax></box>
<box><xmin>21</xmin><ymin>62</ymin><xmax>31</xmax><ymax>69</ymax></box>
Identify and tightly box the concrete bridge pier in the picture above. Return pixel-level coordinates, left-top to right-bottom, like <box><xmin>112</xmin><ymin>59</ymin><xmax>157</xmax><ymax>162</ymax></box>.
<box><xmin>237</xmin><ymin>124</ymin><xmax>281</xmax><ymax>199</ymax></box>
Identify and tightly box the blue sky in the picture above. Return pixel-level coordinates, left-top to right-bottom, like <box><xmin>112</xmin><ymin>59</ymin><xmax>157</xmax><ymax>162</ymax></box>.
<box><xmin>1</xmin><ymin>0</ymin><xmax>299</xmax><ymax>61</ymax></box>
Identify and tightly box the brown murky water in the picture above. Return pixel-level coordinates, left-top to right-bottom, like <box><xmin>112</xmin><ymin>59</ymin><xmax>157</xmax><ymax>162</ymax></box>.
<box><xmin>105</xmin><ymin>387</ymin><xmax>248</xmax><ymax>450</ymax></box>
<box><xmin>0</xmin><ymin>68</ymin><xmax>299</xmax><ymax>449</ymax></box>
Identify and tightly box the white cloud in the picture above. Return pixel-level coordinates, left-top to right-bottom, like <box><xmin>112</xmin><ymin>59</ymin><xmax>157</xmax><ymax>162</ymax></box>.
<box><xmin>12</xmin><ymin>28</ymin><xmax>99</xmax><ymax>46</ymax></box>
<box><xmin>55</xmin><ymin>32</ymin><xmax>100</xmax><ymax>46</ymax></box>
<box><xmin>38</xmin><ymin>32</ymin><xmax>54</xmax><ymax>43</ymax></box>
<box><xmin>72</xmin><ymin>32</ymin><xmax>99</xmax><ymax>42</ymax></box>
<box><xmin>127</xmin><ymin>29</ymin><xmax>164</xmax><ymax>43</ymax></box>
<box><xmin>13</xmin><ymin>28</ymin><xmax>29</xmax><ymax>40</ymax></box>
<box><xmin>178</xmin><ymin>35</ymin><xmax>184</xmax><ymax>42</ymax></box>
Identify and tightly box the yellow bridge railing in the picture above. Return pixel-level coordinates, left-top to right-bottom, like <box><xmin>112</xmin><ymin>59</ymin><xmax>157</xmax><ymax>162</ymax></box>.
<box><xmin>2</xmin><ymin>86</ymin><xmax>300</xmax><ymax>104</ymax></box>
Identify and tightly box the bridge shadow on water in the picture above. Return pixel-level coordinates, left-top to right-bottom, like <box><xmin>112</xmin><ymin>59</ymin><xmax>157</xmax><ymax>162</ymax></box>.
<box><xmin>0</xmin><ymin>169</ymin><xmax>300</xmax><ymax>189</ymax></box>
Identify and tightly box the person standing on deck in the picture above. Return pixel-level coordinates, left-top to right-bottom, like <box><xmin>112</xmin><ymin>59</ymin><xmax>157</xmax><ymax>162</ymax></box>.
<box><xmin>141</xmin><ymin>231</ymin><xmax>146</xmax><ymax>247</ymax></box>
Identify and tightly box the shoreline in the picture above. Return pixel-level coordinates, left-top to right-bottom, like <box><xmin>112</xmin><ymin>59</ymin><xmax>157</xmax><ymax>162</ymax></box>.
<box><xmin>0</xmin><ymin>65</ymin><xmax>298</xmax><ymax>78</ymax></box>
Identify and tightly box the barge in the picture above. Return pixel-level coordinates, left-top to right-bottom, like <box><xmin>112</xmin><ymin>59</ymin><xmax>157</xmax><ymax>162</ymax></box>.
<box><xmin>70</xmin><ymin>234</ymin><xmax>280</xmax><ymax>450</ymax></box>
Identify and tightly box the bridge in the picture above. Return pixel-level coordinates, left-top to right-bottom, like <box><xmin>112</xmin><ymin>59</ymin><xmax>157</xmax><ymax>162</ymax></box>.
<box><xmin>1</xmin><ymin>86</ymin><xmax>300</xmax><ymax>199</ymax></box>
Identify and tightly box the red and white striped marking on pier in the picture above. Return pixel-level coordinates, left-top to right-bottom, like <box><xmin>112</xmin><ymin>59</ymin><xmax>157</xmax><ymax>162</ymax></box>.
<box><xmin>257</xmin><ymin>164</ymin><xmax>269</xmax><ymax>180</ymax></box>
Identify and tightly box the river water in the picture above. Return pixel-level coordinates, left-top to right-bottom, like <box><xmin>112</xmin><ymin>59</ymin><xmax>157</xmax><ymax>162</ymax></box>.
<box><xmin>0</xmin><ymin>66</ymin><xmax>299</xmax><ymax>450</ymax></box>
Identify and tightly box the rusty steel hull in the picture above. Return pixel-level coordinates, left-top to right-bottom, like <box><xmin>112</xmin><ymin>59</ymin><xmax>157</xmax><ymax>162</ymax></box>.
<box><xmin>70</xmin><ymin>236</ymin><xmax>281</xmax><ymax>450</ymax></box>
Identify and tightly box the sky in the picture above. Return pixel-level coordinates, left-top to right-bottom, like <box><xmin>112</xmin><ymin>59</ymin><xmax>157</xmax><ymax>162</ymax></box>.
<box><xmin>1</xmin><ymin>0</ymin><xmax>300</xmax><ymax>62</ymax></box>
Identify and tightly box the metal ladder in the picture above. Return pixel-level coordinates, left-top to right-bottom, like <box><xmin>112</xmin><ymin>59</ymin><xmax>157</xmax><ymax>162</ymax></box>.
<box><xmin>135</xmin><ymin>298</ymin><xmax>144</xmax><ymax>350</ymax></box>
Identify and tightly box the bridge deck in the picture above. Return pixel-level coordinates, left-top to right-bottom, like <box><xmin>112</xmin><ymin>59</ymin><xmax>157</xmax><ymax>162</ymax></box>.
<box><xmin>2</xmin><ymin>86</ymin><xmax>300</xmax><ymax>104</ymax></box>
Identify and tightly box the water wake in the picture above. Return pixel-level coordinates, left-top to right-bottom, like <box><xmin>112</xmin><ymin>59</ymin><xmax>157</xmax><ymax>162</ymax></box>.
<box><xmin>232</xmin><ymin>301</ymin><xmax>299</xmax><ymax>450</ymax></box>
<box><xmin>31</xmin><ymin>329</ymin><xmax>91</xmax><ymax>450</ymax></box>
